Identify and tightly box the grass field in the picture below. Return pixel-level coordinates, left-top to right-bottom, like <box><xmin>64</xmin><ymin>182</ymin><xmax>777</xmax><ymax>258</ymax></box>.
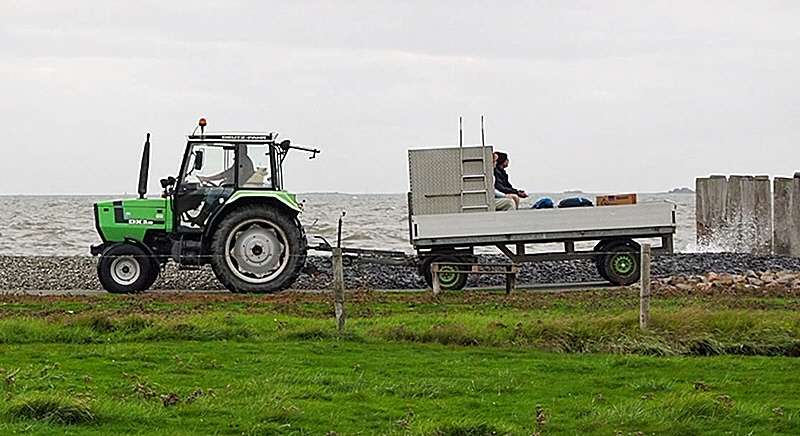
<box><xmin>0</xmin><ymin>288</ymin><xmax>799</xmax><ymax>435</ymax></box>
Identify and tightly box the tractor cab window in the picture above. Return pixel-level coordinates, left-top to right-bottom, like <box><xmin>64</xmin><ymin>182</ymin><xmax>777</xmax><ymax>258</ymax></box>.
<box><xmin>175</xmin><ymin>142</ymin><xmax>275</xmax><ymax>229</ymax></box>
<box><xmin>174</xmin><ymin>143</ymin><xmax>237</xmax><ymax>229</ymax></box>
<box><xmin>239</xmin><ymin>144</ymin><xmax>274</xmax><ymax>189</ymax></box>
<box><xmin>183</xmin><ymin>144</ymin><xmax>234</xmax><ymax>185</ymax></box>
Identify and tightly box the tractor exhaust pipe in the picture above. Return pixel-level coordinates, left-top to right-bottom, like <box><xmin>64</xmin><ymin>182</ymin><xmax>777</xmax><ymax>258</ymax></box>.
<box><xmin>137</xmin><ymin>132</ymin><xmax>151</xmax><ymax>199</ymax></box>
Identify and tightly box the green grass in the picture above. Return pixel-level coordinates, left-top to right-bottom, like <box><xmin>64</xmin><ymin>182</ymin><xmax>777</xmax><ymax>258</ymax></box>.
<box><xmin>6</xmin><ymin>394</ymin><xmax>95</xmax><ymax>424</ymax></box>
<box><xmin>0</xmin><ymin>290</ymin><xmax>798</xmax><ymax>434</ymax></box>
<box><xmin>1</xmin><ymin>341</ymin><xmax>799</xmax><ymax>435</ymax></box>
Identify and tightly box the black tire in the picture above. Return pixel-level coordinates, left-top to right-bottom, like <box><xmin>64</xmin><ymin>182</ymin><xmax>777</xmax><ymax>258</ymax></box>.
<box><xmin>210</xmin><ymin>206</ymin><xmax>306</xmax><ymax>293</ymax></box>
<box><xmin>601</xmin><ymin>242</ymin><xmax>641</xmax><ymax>286</ymax></box>
<box><xmin>97</xmin><ymin>243</ymin><xmax>158</xmax><ymax>294</ymax></box>
<box><xmin>593</xmin><ymin>240</ymin><xmax>612</xmax><ymax>282</ymax></box>
<box><xmin>421</xmin><ymin>255</ymin><xmax>469</xmax><ymax>291</ymax></box>
<box><xmin>418</xmin><ymin>256</ymin><xmax>434</xmax><ymax>278</ymax></box>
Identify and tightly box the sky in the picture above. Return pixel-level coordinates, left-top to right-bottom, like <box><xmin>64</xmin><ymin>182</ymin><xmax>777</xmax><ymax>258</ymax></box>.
<box><xmin>2</xmin><ymin>1</ymin><xmax>799</xmax><ymax>195</ymax></box>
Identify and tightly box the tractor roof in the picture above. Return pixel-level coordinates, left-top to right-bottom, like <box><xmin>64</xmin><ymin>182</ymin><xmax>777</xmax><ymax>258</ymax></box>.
<box><xmin>187</xmin><ymin>132</ymin><xmax>277</xmax><ymax>144</ymax></box>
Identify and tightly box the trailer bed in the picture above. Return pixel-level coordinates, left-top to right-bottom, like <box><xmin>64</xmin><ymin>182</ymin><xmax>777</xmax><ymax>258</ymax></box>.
<box><xmin>411</xmin><ymin>202</ymin><xmax>676</xmax><ymax>248</ymax></box>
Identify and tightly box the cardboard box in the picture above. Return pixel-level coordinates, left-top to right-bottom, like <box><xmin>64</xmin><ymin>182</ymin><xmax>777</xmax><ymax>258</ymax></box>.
<box><xmin>596</xmin><ymin>193</ymin><xmax>637</xmax><ymax>206</ymax></box>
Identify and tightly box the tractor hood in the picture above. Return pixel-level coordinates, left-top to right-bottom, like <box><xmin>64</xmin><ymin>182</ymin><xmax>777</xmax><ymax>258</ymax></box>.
<box><xmin>94</xmin><ymin>198</ymin><xmax>172</xmax><ymax>242</ymax></box>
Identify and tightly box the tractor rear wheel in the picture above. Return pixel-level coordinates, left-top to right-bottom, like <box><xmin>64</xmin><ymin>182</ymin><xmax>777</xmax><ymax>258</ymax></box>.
<box><xmin>97</xmin><ymin>243</ymin><xmax>158</xmax><ymax>294</ymax></box>
<box><xmin>210</xmin><ymin>206</ymin><xmax>306</xmax><ymax>293</ymax></box>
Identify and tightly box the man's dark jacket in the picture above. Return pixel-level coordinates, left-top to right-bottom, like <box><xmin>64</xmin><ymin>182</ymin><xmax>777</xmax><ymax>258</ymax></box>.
<box><xmin>494</xmin><ymin>166</ymin><xmax>518</xmax><ymax>195</ymax></box>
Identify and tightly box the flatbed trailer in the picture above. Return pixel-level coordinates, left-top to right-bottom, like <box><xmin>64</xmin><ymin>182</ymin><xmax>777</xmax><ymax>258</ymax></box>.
<box><xmin>406</xmin><ymin>143</ymin><xmax>676</xmax><ymax>290</ymax></box>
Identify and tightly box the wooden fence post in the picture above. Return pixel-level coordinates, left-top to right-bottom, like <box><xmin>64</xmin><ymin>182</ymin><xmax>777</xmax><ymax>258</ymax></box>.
<box><xmin>332</xmin><ymin>247</ymin><xmax>346</xmax><ymax>331</ymax></box>
<box><xmin>431</xmin><ymin>263</ymin><xmax>441</xmax><ymax>295</ymax></box>
<box><xmin>640</xmin><ymin>243</ymin><xmax>651</xmax><ymax>330</ymax></box>
<box><xmin>505</xmin><ymin>264</ymin><xmax>516</xmax><ymax>295</ymax></box>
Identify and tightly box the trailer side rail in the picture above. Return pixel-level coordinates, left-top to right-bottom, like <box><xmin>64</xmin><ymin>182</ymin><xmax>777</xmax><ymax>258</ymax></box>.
<box><xmin>413</xmin><ymin>226</ymin><xmax>674</xmax><ymax>249</ymax></box>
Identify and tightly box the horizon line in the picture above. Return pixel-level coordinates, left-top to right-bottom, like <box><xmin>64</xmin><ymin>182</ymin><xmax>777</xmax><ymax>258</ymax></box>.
<box><xmin>0</xmin><ymin>189</ymin><xmax>695</xmax><ymax>197</ymax></box>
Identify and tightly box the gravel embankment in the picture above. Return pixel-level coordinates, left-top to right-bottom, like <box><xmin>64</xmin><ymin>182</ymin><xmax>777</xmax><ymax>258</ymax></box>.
<box><xmin>3</xmin><ymin>253</ymin><xmax>800</xmax><ymax>291</ymax></box>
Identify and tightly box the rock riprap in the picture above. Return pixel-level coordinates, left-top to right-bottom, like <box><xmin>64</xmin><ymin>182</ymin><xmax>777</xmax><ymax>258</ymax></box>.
<box><xmin>3</xmin><ymin>253</ymin><xmax>800</xmax><ymax>291</ymax></box>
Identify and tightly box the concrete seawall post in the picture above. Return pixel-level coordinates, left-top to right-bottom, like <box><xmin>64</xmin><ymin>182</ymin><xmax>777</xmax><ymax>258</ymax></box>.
<box><xmin>753</xmin><ymin>176</ymin><xmax>773</xmax><ymax>254</ymax></box>
<box><xmin>792</xmin><ymin>175</ymin><xmax>800</xmax><ymax>257</ymax></box>
<box><xmin>773</xmin><ymin>177</ymin><xmax>792</xmax><ymax>256</ymax></box>
<box><xmin>726</xmin><ymin>175</ymin><xmax>746</xmax><ymax>251</ymax></box>
<box><xmin>729</xmin><ymin>175</ymin><xmax>771</xmax><ymax>253</ymax></box>
<box><xmin>726</xmin><ymin>175</ymin><xmax>744</xmax><ymax>222</ymax></box>
<box><xmin>695</xmin><ymin>177</ymin><xmax>709</xmax><ymax>242</ymax></box>
<box><xmin>696</xmin><ymin>175</ymin><xmax>728</xmax><ymax>246</ymax></box>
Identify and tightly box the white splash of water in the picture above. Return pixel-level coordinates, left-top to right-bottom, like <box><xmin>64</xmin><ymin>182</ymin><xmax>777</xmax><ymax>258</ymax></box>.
<box><xmin>694</xmin><ymin>213</ymin><xmax>769</xmax><ymax>254</ymax></box>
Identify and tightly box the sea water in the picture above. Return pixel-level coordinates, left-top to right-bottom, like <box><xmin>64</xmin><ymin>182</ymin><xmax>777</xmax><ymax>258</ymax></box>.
<box><xmin>0</xmin><ymin>193</ymin><xmax>697</xmax><ymax>256</ymax></box>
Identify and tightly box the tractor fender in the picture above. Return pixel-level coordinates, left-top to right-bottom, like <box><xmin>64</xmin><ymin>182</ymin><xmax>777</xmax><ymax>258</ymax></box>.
<box><xmin>122</xmin><ymin>238</ymin><xmax>159</xmax><ymax>258</ymax></box>
<box><xmin>94</xmin><ymin>239</ymin><xmax>161</xmax><ymax>270</ymax></box>
<box><xmin>227</xmin><ymin>191</ymin><xmax>302</xmax><ymax>213</ymax></box>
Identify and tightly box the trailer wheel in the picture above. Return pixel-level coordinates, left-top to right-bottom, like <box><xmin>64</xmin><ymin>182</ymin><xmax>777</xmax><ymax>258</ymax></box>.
<box><xmin>97</xmin><ymin>243</ymin><xmax>158</xmax><ymax>294</ymax></box>
<box><xmin>593</xmin><ymin>240</ymin><xmax>612</xmax><ymax>282</ymax></box>
<box><xmin>422</xmin><ymin>255</ymin><xmax>469</xmax><ymax>291</ymax></box>
<box><xmin>210</xmin><ymin>206</ymin><xmax>306</xmax><ymax>293</ymax></box>
<box><xmin>601</xmin><ymin>242</ymin><xmax>641</xmax><ymax>286</ymax></box>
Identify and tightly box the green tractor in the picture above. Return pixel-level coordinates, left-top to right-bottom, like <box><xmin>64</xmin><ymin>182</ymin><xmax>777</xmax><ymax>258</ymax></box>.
<box><xmin>90</xmin><ymin>119</ymin><xmax>319</xmax><ymax>294</ymax></box>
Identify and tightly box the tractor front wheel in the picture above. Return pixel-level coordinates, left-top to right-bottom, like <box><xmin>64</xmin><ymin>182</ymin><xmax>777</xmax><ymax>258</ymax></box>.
<box><xmin>210</xmin><ymin>206</ymin><xmax>307</xmax><ymax>293</ymax></box>
<box><xmin>97</xmin><ymin>243</ymin><xmax>158</xmax><ymax>294</ymax></box>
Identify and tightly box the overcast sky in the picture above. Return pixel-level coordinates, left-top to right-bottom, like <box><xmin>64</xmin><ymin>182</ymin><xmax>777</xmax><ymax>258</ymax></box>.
<box><xmin>2</xmin><ymin>1</ymin><xmax>799</xmax><ymax>195</ymax></box>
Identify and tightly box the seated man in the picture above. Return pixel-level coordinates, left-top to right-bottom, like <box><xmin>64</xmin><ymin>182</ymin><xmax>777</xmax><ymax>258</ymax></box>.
<box><xmin>197</xmin><ymin>145</ymin><xmax>255</xmax><ymax>186</ymax></box>
<box><xmin>494</xmin><ymin>152</ymin><xmax>528</xmax><ymax>210</ymax></box>
<box><xmin>495</xmin><ymin>195</ymin><xmax>515</xmax><ymax>211</ymax></box>
<box><xmin>192</xmin><ymin>145</ymin><xmax>254</xmax><ymax>225</ymax></box>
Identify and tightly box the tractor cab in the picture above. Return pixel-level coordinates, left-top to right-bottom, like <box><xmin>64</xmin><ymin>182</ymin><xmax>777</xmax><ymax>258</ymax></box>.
<box><xmin>172</xmin><ymin>133</ymin><xmax>281</xmax><ymax>229</ymax></box>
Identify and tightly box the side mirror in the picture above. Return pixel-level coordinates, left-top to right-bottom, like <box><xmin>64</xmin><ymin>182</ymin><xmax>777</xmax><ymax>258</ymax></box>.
<box><xmin>194</xmin><ymin>150</ymin><xmax>204</xmax><ymax>170</ymax></box>
<box><xmin>279</xmin><ymin>139</ymin><xmax>291</xmax><ymax>151</ymax></box>
<box><xmin>160</xmin><ymin>176</ymin><xmax>177</xmax><ymax>188</ymax></box>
